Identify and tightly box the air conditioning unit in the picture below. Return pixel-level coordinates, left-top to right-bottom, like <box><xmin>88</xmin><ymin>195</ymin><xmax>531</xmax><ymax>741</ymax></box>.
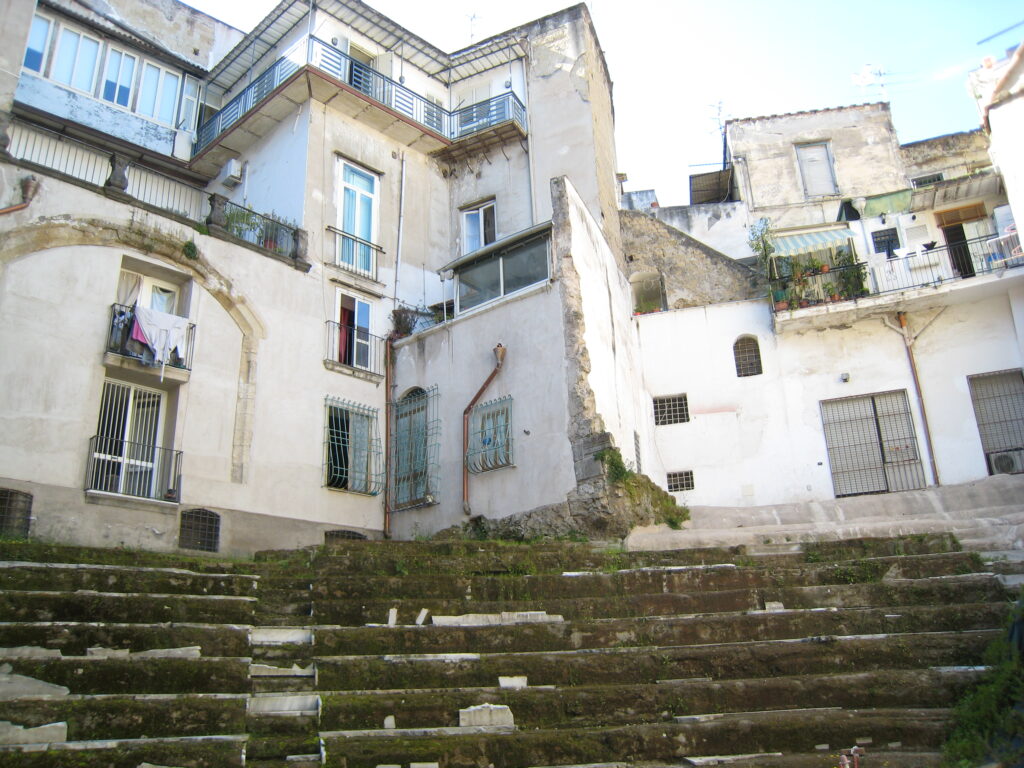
<box><xmin>222</xmin><ymin>158</ymin><xmax>243</xmax><ymax>188</ymax></box>
<box><xmin>988</xmin><ymin>449</ymin><xmax>1024</xmax><ymax>475</ymax></box>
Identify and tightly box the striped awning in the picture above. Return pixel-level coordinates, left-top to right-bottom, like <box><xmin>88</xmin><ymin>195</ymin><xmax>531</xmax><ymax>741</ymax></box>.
<box><xmin>773</xmin><ymin>228</ymin><xmax>855</xmax><ymax>257</ymax></box>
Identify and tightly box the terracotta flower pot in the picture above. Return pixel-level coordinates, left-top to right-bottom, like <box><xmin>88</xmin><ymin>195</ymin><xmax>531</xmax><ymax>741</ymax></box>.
<box><xmin>820</xmin><ymin>264</ymin><xmax>830</xmax><ymax>273</ymax></box>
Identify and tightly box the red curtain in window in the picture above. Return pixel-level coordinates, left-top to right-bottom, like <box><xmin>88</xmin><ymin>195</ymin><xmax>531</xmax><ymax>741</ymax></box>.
<box><xmin>338</xmin><ymin>308</ymin><xmax>353</xmax><ymax>364</ymax></box>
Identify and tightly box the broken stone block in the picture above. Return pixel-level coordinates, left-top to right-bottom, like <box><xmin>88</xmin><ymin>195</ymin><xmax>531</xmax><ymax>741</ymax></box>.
<box><xmin>0</xmin><ymin>719</ymin><xmax>67</xmax><ymax>745</ymax></box>
<box><xmin>416</xmin><ymin>608</ymin><xmax>429</xmax><ymax>625</ymax></box>
<box><xmin>86</xmin><ymin>647</ymin><xmax>130</xmax><ymax>658</ymax></box>
<box><xmin>498</xmin><ymin>676</ymin><xmax>527</xmax><ymax>689</ymax></box>
<box><xmin>763</xmin><ymin>601</ymin><xmax>785</xmax><ymax>612</ymax></box>
<box><xmin>131</xmin><ymin>646</ymin><xmax>201</xmax><ymax>658</ymax></box>
<box><xmin>0</xmin><ymin>664</ymin><xmax>69</xmax><ymax>699</ymax></box>
<box><xmin>383</xmin><ymin>715</ymin><xmax>396</xmax><ymax>729</ymax></box>
<box><xmin>387</xmin><ymin>607</ymin><xmax>398</xmax><ymax>626</ymax></box>
<box><xmin>459</xmin><ymin>703</ymin><xmax>514</xmax><ymax>727</ymax></box>
<box><xmin>0</xmin><ymin>647</ymin><xmax>61</xmax><ymax>658</ymax></box>
<box><xmin>410</xmin><ymin>762</ymin><xmax>440</xmax><ymax>768</ymax></box>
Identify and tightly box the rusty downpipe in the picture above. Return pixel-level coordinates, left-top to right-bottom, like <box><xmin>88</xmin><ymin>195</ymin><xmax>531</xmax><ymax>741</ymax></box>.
<box><xmin>383</xmin><ymin>336</ymin><xmax>393</xmax><ymax>538</ymax></box>
<box><xmin>463</xmin><ymin>343</ymin><xmax>506</xmax><ymax>515</ymax></box>
<box><xmin>889</xmin><ymin>311</ymin><xmax>941</xmax><ymax>486</ymax></box>
<box><xmin>0</xmin><ymin>176</ymin><xmax>39</xmax><ymax>216</ymax></box>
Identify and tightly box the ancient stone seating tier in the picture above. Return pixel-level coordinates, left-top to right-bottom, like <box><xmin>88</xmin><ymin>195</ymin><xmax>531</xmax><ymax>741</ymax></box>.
<box><xmin>0</xmin><ymin>534</ymin><xmax>1018</xmax><ymax>767</ymax></box>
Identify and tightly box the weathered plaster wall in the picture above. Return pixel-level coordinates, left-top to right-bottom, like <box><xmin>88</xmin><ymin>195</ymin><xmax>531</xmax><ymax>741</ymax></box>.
<box><xmin>649</xmin><ymin>202</ymin><xmax>752</xmax><ymax>261</ymax></box>
<box><xmin>389</xmin><ymin>283</ymin><xmax>576</xmax><ymax>538</ymax></box>
<box><xmin>728</xmin><ymin>103</ymin><xmax>906</xmax><ymax>229</ymax></box>
<box><xmin>987</xmin><ymin>92</ymin><xmax>1024</xmax><ymax>231</ymax></box>
<box><xmin>899</xmin><ymin>130</ymin><xmax>991</xmax><ymax>180</ymax></box>
<box><xmin>620</xmin><ymin>210</ymin><xmax>762</xmax><ymax>309</ymax></box>
<box><xmin>0</xmin><ymin>0</ymin><xmax>34</xmax><ymax>113</ymax></box>
<box><xmin>637</xmin><ymin>290</ymin><xmax>1024</xmax><ymax>508</ymax></box>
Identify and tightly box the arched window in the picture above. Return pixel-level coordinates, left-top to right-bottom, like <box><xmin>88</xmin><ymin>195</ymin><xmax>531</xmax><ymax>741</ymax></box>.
<box><xmin>392</xmin><ymin>386</ymin><xmax>439</xmax><ymax>509</ymax></box>
<box><xmin>733</xmin><ymin>336</ymin><xmax>763</xmax><ymax>377</ymax></box>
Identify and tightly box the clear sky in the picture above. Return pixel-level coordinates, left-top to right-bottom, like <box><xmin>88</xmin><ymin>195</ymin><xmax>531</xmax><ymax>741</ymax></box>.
<box><xmin>184</xmin><ymin>0</ymin><xmax>1023</xmax><ymax>205</ymax></box>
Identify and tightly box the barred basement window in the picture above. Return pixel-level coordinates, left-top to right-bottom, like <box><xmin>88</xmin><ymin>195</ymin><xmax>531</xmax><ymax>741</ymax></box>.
<box><xmin>667</xmin><ymin>471</ymin><xmax>694</xmax><ymax>492</ymax></box>
<box><xmin>0</xmin><ymin>489</ymin><xmax>32</xmax><ymax>539</ymax></box>
<box><xmin>179</xmin><ymin>508</ymin><xmax>220</xmax><ymax>552</ymax></box>
<box><xmin>654</xmin><ymin>395</ymin><xmax>689</xmax><ymax>426</ymax></box>
<box><xmin>325</xmin><ymin>397</ymin><xmax>384</xmax><ymax>495</ymax></box>
<box><xmin>468</xmin><ymin>396</ymin><xmax>513</xmax><ymax>473</ymax></box>
<box><xmin>733</xmin><ymin>336</ymin><xmax>763</xmax><ymax>377</ymax></box>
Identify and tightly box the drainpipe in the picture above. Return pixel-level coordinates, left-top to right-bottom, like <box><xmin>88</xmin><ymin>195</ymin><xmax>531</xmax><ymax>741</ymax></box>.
<box><xmin>883</xmin><ymin>310</ymin><xmax>944</xmax><ymax>486</ymax></box>
<box><xmin>0</xmin><ymin>176</ymin><xmax>39</xmax><ymax>216</ymax></box>
<box><xmin>393</xmin><ymin>152</ymin><xmax>407</xmax><ymax>312</ymax></box>
<box><xmin>383</xmin><ymin>335</ymin><xmax>393</xmax><ymax>539</ymax></box>
<box><xmin>462</xmin><ymin>344</ymin><xmax>506</xmax><ymax>515</ymax></box>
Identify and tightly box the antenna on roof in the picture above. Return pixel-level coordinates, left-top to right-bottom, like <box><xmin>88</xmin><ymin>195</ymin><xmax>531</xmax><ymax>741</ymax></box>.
<box><xmin>977</xmin><ymin>20</ymin><xmax>1024</xmax><ymax>45</ymax></box>
<box><xmin>468</xmin><ymin>13</ymin><xmax>480</xmax><ymax>43</ymax></box>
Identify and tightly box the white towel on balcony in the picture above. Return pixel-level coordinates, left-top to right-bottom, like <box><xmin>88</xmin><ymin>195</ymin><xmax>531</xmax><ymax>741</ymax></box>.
<box><xmin>133</xmin><ymin>305</ymin><xmax>190</xmax><ymax>367</ymax></box>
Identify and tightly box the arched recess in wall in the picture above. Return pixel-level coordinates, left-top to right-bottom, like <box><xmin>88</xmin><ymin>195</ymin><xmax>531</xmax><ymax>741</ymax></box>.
<box><xmin>628</xmin><ymin>270</ymin><xmax>665</xmax><ymax>313</ymax></box>
<box><xmin>733</xmin><ymin>335</ymin><xmax>763</xmax><ymax>378</ymax></box>
<box><xmin>0</xmin><ymin>218</ymin><xmax>267</xmax><ymax>484</ymax></box>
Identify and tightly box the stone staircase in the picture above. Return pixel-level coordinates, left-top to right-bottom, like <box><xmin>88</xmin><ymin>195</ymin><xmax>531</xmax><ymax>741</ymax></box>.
<box><xmin>0</xmin><ymin>534</ymin><xmax>1019</xmax><ymax>767</ymax></box>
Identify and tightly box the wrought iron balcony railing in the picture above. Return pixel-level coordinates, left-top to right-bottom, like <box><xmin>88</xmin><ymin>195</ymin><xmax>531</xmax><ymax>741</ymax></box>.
<box><xmin>329</xmin><ymin>227</ymin><xmax>383</xmax><ymax>280</ymax></box>
<box><xmin>325</xmin><ymin>321</ymin><xmax>386</xmax><ymax>376</ymax></box>
<box><xmin>194</xmin><ymin>36</ymin><xmax>528</xmax><ymax>155</ymax></box>
<box><xmin>223</xmin><ymin>200</ymin><xmax>297</xmax><ymax>259</ymax></box>
<box><xmin>770</xmin><ymin>233</ymin><xmax>1024</xmax><ymax>313</ymax></box>
<box><xmin>107</xmin><ymin>303</ymin><xmax>196</xmax><ymax>371</ymax></box>
<box><xmin>86</xmin><ymin>435</ymin><xmax>182</xmax><ymax>502</ymax></box>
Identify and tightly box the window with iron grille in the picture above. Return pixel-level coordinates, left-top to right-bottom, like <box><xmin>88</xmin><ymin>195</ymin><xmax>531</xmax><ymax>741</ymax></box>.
<box><xmin>325</xmin><ymin>397</ymin><xmax>384</xmax><ymax>495</ymax></box>
<box><xmin>653</xmin><ymin>395</ymin><xmax>689</xmax><ymax>426</ymax></box>
<box><xmin>911</xmin><ymin>173</ymin><xmax>943</xmax><ymax>188</ymax></box>
<box><xmin>390</xmin><ymin>386</ymin><xmax>440</xmax><ymax>509</ymax></box>
<box><xmin>179</xmin><ymin>508</ymin><xmax>220</xmax><ymax>552</ymax></box>
<box><xmin>468</xmin><ymin>395</ymin><xmax>513</xmax><ymax>473</ymax></box>
<box><xmin>733</xmin><ymin>336</ymin><xmax>763</xmax><ymax>377</ymax></box>
<box><xmin>0</xmin><ymin>489</ymin><xmax>32</xmax><ymax>539</ymax></box>
<box><xmin>968</xmin><ymin>369</ymin><xmax>1024</xmax><ymax>475</ymax></box>
<box><xmin>871</xmin><ymin>228</ymin><xmax>900</xmax><ymax>255</ymax></box>
<box><xmin>667</xmin><ymin>471</ymin><xmax>694</xmax><ymax>492</ymax></box>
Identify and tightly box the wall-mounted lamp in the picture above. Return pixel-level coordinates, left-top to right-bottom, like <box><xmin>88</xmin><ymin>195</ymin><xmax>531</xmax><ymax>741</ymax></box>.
<box><xmin>840</xmin><ymin>372</ymin><xmax>850</xmax><ymax>383</ymax></box>
<box><xmin>880</xmin><ymin>214</ymin><xmax>886</xmax><ymax>225</ymax></box>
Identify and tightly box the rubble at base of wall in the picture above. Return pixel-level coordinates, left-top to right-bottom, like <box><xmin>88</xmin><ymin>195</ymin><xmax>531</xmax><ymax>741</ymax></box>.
<box><xmin>434</xmin><ymin>473</ymin><xmax>682</xmax><ymax>542</ymax></box>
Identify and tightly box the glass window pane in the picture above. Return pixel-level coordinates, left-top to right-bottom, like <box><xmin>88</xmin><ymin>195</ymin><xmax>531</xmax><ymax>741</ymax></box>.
<box><xmin>356</xmin><ymin>193</ymin><xmax>373</xmax><ymax>241</ymax></box>
<box><xmin>344</xmin><ymin>165</ymin><xmax>374</xmax><ymax>193</ymax></box>
<box><xmin>24</xmin><ymin>15</ymin><xmax>50</xmax><ymax>72</ymax></box>
<box><xmin>138</xmin><ymin>63</ymin><xmax>159</xmax><ymax>117</ymax></box>
<box><xmin>72</xmin><ymin>35</ymin><xmax>98</xmax><ymax>92</ymax></box>
<box><xmin>52</xmin><ymin>29</ymin><xmax>79</xmax><ymax>85</ymax></box>
<box><xmin>482</xmin><ymin>204</ymin><xmax>496</xmax><ymax>245</ymax></box>
<box><xmin>158</xmin><ymin>71</ymin><xmax>179</xmax><ymax>123</ymax></box>
<box><xmin>501</xmin><ymin>238</ymin><xmax>548</xmax><ymax>294</ymax></box>
<box><xmin>458</xmin><ymin>256</ymin><xmax>501</xmax><ymax>311</ymax></box>
<box><xmin>464</xmin><ymin>210</ymin><xmax>481</xmax><ymax>253</ymax></box>
<box><xmin>354</xmin><ymin>300</ymin><xmax>370</xmax><ymax>331</ymax></box>
<box><xmin>178</xmin><ymin>75</ymin><xmax>199</xmax><ymax>130</ymax></box>
<box><xmin>118</xmin><ymin>56</ymin><xmax>135</xmax><ymax>106</ymax></box>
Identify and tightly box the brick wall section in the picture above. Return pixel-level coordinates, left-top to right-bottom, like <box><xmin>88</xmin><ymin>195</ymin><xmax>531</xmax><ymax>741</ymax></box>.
<box><xmin>620</xmin><ymin>209</ymin><xmax>764</xmax><ymax>309</ymax></box>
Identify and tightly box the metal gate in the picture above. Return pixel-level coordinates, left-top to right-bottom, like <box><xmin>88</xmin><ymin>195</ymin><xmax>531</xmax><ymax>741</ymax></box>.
<box><xmin>968</xmin><ymin>369</ymin><xmax>1024</xmax><ymax>475</ymax></box>
<box><xmin>820</xmin><ymin>390</ymin><xmax>926</xmax><ymax>497</ymax></box>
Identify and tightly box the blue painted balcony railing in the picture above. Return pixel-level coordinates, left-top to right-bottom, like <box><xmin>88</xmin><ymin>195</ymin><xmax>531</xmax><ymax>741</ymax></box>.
<box><xmin>194</xmin><ymin>36</ymin><xmax>528</xmax><ymax>155</ymax></box>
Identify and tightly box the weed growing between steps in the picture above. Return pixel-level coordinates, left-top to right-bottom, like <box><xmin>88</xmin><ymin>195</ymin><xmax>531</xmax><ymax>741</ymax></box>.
<box><xmin>595</xmin><ymin>447</ymin><xmax>690</xmax><ymax>529</ymax></box>
<box><xmin>942</xmin><ymin>593</ymin><xmax>1024</xmax><ymax>768</ymax></box>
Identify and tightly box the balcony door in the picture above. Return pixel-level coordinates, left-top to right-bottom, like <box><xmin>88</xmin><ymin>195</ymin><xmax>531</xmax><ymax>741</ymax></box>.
<box><xmin>336</xmin><ymin>292</ymin><xmax>371</xmax><ymax>370</ymax></box>
<box><xmin>90</xmin><ymin>380</ymin><xmax>164</xmax><ymax>498</ymax></box>
<box><xmin>337</xmin><ymin>162</ymin><xmax>377</xmax><ymax>275</ymax></box>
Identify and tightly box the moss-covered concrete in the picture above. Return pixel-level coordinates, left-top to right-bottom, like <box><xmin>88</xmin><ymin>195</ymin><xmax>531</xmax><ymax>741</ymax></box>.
<box><xmin>0</xmin><ymin>621</ymin><xmax>249</xmax><ymax>657</ymax></box>
<box><xmin>2</xmin><ymin>657</ymin><xmax>251</xmax><ymax>694</ymax></box>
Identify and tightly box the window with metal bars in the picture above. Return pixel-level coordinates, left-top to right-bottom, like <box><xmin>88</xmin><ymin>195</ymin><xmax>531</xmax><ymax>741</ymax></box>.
<box><xmin>968</xmin><ymin>369</ymin><xmax>1024</xmax><ymax>475</ymax></box>
<box><xmin>179</xmin><ymin>508</ymin><xmax>220</xmax><ymax>552</ymax></box>
<box><xmin>653</xmin><ymin>395</ymin><xmax>689</xmax><ymax>426</ymax></box>
<box><xmin>911</xmin><ymin>173</ymin><xmax>943</xmax><ymax>188</ymax></box>
<box><xmin>820</xmin><ymin>390</ymin><xmax>925</xmax><ymax>497</ymax></box>
<box><xmin>871</xmin><ymin>227</ymin><xmax>900</xmax><ymax>255</ymax></box>
<box><xmin>467</xmin><ymin>396</ymin><xmax>513</xmax><ymax>473</ymax></box>
<box><xmin>733</xmin><ymin>336</ymin><xmax>763</xmax><ymax>377</ymax></box>
<box><xmin>667</xmin><ymin>471</ymin><xmax>694</xmax><ymax>492</ymax></box>
<box><xmin>390</xmin><ymin>386</ymin><xmax>441</xmax><ymax>509</ymax></box>
<box><xmin>0</xmin><ymin>489</ymin><xmax>32</xmax><ymax>539</ymax></box>
<box><xmin>324</xmin><ymin>397</ymin><xmax>384</xmax><ymax>495</ymax></box>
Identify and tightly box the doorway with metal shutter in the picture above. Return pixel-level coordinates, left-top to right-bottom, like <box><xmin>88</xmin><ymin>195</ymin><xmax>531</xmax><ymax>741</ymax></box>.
<box><xmin>820</xmin><ymin>390</ymin><xmax>926</xmax><ymax>497</ymax></box>
<box><xmin>968</xmin><ymin>369</ymin><xmax>1024</xmax><ymax>475</ymax></box>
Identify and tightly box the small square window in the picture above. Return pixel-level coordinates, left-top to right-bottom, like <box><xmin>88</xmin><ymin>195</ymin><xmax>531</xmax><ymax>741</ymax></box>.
<box><xmin>653</xmin><ymin>395</ymin><xmax>689</xmax><ymax>426</ymax></box>
<box><xmin>872</xmin><ymin>227</ymin><xmax>900</xmax><ymax>255</ymax></box>
<box><xmin>667</xmin><ymin>471</ymin><xmax>694</xmax><ymax>492</ymax></box>
<box><xmin>179</xmin><ymin>508</ymin><xmax>220</xmax><ymax>552</ymax></box>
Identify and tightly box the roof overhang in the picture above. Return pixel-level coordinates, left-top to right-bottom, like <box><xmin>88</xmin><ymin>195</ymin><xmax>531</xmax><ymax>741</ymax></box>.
<box><xmin>439</xmin><ymin>221</ymin><xmax>552</xmax><ymax>273</ymax></box>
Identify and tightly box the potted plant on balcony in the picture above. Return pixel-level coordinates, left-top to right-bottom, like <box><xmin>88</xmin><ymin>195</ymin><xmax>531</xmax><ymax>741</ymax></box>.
<box><xmin>823</xmin><ymin>281</ymin><xmax>839</xmax><ymax>302</ymax></box>
<box><xmin>806</xmin><ymin>256</ymin><xmax>822</xmax><ymax>275</ymax></box>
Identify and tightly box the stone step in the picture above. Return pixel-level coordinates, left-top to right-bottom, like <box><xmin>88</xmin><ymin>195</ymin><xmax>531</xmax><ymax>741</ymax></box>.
<box><xmin>252</xmin><ymin>628</ymin><xmax>315</xmax><ymax>646</ymax></box>
<box><xmin>0</xmin><ymin>733</ymin><xmax>246</xmax><ymax>767</ymax></box>
<box><xmin>319</xmin><ymin>708</ymin><xmax>952</xmax><ymax>768</ymax></box>
<box><xmin>0</xmin><ymin>656</ymin><xmax>251</xmax><ymax>695</ymax></box>
<box><xmin>311</xmin><ymin>552</ymin><xmax>982</xmax><ymax>601</ymax></box>
<box><xmin>0</xmin><ymin>692</ymin><xmax>248</xmax><ymax>741</ymax></box>
<box><xmin>528</xmin><ymin>755</ymin><xmax>941</xmax><ymax>768</ymax></box>
<box><xmin>310</xmin><ymin>601</ymin><xmax>1010</xmax><ymax>656</ymax></box>
<box><xmin>0</xmin><ymin>620</ymin><xmax>250</xmax><ymax>657</ymax></box>
<box><xmin>312</xmin><ymin>629</ymin><xmax>997</xmax><ymax>691</ymax></box>
<box><xmin>311</xmin><ymin>574</ymin><xmax>1007</xmax><ymax>625</ymax></box>
<box><xmin>0</xmin><ymin>589</ymin><xmax>256</xmax><ymax>624</ymax></box>
<box><xmin>316</xmin><ymin>667</ymin><xmax>982</xmax><ymax>731</ymax></box>
<box><xmin>248</xmin><ymin>734</ymin><xmax>323</xmax><ymax>759</ymax></box>
<box><xmin>0</xmin><ymin>540</ymin><xmax>260</xmax><ymax>573</ymax></box>
<box><xmin>0</xmin><ymin>561</ymin><xmax>259</xmax><ymax>596</ymax></box>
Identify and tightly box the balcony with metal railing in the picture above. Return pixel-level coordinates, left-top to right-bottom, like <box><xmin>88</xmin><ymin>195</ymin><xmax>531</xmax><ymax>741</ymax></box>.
<box><xmin>86</xmin><ymin>435</ymin><xmax>182</xmax><ymax>503</ymax></box>
<box><xmin>324</xmin><ymin>321</ymin><xmax>386</xmax><ymax>379</ymax></box>
<box><xmin>328</xmin><ymin>227</ymin><xmax>384</xmax><ymax>282</ymax></box>
<box><xmin>191</xmin><ymin>36</ymin><xmax>528</xmax><ymax>173</ymax></box>
<box><xmin>105</xmin><ymin>303</ymin><xmax>196</xmax><ymax>379</ymax></box>
<box><xmin>770</xmin><ymin>231</ymin><xmax>1024</xmax><ymax>331</ymax></box>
